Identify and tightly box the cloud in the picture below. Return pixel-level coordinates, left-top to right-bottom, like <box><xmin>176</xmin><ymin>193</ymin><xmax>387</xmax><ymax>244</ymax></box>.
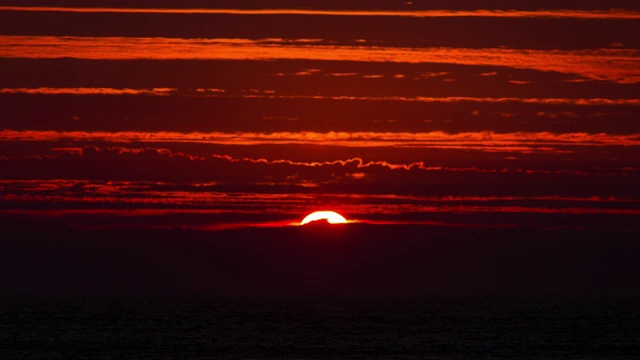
<box><xmin>2</xmin><ymin>7</ymin><xmax>640</xmax><ymax>19</ymax></box>
<box><xmin>3</xmin><ymin>145</ymin><xmax>636</xmax><ymax>196</ymax></box>
<box><xmin>2</xmin><ymin>130</ymin><xmax>639</xmax><ymax>149</ymax></box>
<box><xmin>5</xmin><ymin>88</ymin><xmax>640</xmax><ymax>107</ymax></box>
<box><xmin>0</xmin><ymin>87</ymin><xmax>176</xmax><ymax>95</ymax></box>
<box><xmin>2</xmin><ymin>36</ymin><xmax>639</xmax><ymax>83</ymax></box>
<box><xmin>245</xmin><ymin>95</ymin><xmax>640</xmax><ymax>107</ymax></box>
<box><xmin>3</xmin><ymin>178</ymin><xmax>639</xmax><ymax>232</ymax></box>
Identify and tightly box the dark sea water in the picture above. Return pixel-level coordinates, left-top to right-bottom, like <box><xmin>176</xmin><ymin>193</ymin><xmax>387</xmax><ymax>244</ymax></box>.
<box><xmin>1</xmin><ymin>296</ymin><xmax>638</xmax><ymax>359</ymax></box>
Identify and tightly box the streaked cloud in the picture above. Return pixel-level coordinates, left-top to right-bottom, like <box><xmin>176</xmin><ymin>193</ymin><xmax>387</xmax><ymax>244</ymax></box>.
<box><xmin>4</xmin><ymin>88</ymin><xmax>638</xmax><ymax>107</ymax></box>
<box><xmin>4</xmin><ymin>145</ymin><xmax>635</xmax><ymax>190</ymax></box>
<box><xmin>1</xmin><ymin>36</ymin><xmax>639</xmax><ymax>83</ymax></box>
<box><xmin>211</xmin><ymin>154</ymin><xmax>599</xmax><ymax>176</ymax></box>
<box><xmin>3</xmin><ymin>178</ymin><xmax>639</xmax><ymax>231</ymax></box>
<box><xmin>227</xmin><ymin>95</ymin><xmax>640</xmax><ymax>106</ymax></box>
<box><xmin>2</xmin><ymin>7</ymin><xmax>640</xmax><ymax>19</ymax></box>
<box><xmin>0</xmin><ymin>87</ymin><xmax>176</xmax><ymax>95</ymax></box>
<box><xmin>2</xmin><ymin>130</ymin><xmax>639</xmax><ymax>149</ymax></box>
<box><xmin>5</xmin><ymin>179</ymin><xmax>635</xmax><ymax>205</ymax></box>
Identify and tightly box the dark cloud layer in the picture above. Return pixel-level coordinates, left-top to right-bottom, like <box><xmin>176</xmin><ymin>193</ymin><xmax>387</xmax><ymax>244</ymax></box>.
<box><xmin>3</xmin><ymin>94</ymin><xmax>640</xmax><ymax>134</ymax></box>
<box><xmin>1</xmin><ymin>146</ymin><xmax>637</xmax><ymax>199</ymax></box>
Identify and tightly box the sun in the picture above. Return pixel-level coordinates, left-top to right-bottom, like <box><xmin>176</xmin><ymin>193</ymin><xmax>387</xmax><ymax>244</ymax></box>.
<box><xmin>300</xmin><ymin>211</ymin><xmax>348</xmax><ymax>225</ymax></box>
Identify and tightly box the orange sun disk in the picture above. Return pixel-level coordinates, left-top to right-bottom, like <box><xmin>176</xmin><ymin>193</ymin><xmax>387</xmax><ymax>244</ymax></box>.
<box><xmin>300</xmin><ymin>211</ymin><xmax>348</xmax><ymax>225</ymax></box>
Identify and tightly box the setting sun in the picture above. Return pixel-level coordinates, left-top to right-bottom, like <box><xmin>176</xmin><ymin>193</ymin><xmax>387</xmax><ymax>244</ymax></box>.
<box><xmin>300</xmin><ymin>211</ymin><xmax>348</xmax><ymax>225</ymax></box>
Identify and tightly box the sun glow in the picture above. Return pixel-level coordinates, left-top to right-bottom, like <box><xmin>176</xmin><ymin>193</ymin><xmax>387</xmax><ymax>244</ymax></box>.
<box><xmin>300</xmin><ymin>211</ymin><xmax>348</xmax><ymax>225</ymax></box>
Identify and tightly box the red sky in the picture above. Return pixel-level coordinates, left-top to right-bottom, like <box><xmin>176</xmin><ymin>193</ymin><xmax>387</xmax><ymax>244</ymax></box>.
<box><xmin>1</xmin><ymin>0</ymin><xmax>638</xmax><ymax>227</ymax></box>
<box><xmin>1</xmin><ymin>0</ymin><xmax>639</xmax><ymax>295</ymax></box>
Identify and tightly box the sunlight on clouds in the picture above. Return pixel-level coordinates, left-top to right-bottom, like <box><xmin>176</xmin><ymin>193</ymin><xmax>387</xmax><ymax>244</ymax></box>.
<box><xmin>2</xmin><ymin>130</ymin><xmax>639</xmax><ymax>149</ymax></box>
<box><xmin>2</xmin><ymin>7</ymin><xmax>640</xmax><ymax>19</ymax></box>
<box><xmin>1</xmin><ymin>36</ymin><xmax>639</xmax><ymax>83</ymax></box>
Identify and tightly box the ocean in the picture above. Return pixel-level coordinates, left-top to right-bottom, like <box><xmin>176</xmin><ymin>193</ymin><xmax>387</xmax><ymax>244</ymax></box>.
<box><xmin>2</xmin><ymin>296</ymin><xmax>638</xmax><ymax>359</ymax></box>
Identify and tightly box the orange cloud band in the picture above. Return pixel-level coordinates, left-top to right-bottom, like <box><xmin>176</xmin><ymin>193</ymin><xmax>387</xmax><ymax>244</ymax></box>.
<box><xmin>2</xmin><ymin>88</ymin><xmax>640</xmax><ymax>106</ymax></box>
<box><xmin>2</xmin><ymin>130</ymin><xmax>639</xmax><ymax>149</ymax></box>
<box><xmin>2</xmin><ymin>7</ymin><xmax>640</xmax><ymax>19</ymax></box>
<box><xmin>4</xmin><ymin>179</ymin><xmax>636</xmax><ymax>204</ymax></box>
<box><xmin>1</xmin><ymin>36</ymin><xmax>638</xmax><ymax>83</ymax></box>
<box><xmin>0</xmin><ymin>87</ymin><xmax>176</xmax><ymax>96</ymax></box>
<box><xmin>2</xmin><ymin>204</ymin><xmax>638</xmax><ymax>218</ymax></box>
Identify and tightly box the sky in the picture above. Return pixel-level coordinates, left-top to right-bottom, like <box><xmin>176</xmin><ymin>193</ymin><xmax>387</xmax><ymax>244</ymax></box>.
<box><xmin>1</xmin><ymin>1</ymin><xmax>639</xmax><ymax>295</ymax></box>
